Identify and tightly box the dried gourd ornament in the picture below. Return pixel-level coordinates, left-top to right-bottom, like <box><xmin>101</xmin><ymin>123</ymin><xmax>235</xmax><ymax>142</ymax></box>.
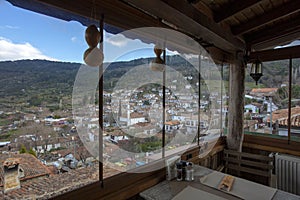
<box><xmin>150</xmin><ymin>45</ymin><xmax>165</xmax><ymax>72</ymax></box>
<box><xmin>83</xmin><ymin>25</ymin><xmax>104</xmax><ymax>67</ymax></box>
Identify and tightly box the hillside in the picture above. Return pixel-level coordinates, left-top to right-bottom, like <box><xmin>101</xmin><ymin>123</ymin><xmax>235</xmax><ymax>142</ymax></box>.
<box><xmin>0</xmin><ymin>57</ymin><xmax>298</xmax><ymax>111</ymax></box>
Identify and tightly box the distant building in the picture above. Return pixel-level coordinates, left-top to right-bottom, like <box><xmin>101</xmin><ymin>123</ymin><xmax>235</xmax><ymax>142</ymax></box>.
<box><xmin>245</xmin><ymin>104</ymin><xmax>260</xmax><ymax>114</ymax></box>
<box><xmin>250</xmin><ymin>88</ymin><xmax>278</xmax><ymax>98</ymax></box>
<box><xmin>165</xmin><ymin>120</ymin><xmax>181</xmax><ymax>132</ymax></box>
<box><xmin>120</xmin><ymin>112</ymin><xmax>146</xmax><ymax>126</ymax></box>
<box><xmin>23</xmin><ymin>114</ymin><xmax>36</xmax><ymax>121</ymax></box>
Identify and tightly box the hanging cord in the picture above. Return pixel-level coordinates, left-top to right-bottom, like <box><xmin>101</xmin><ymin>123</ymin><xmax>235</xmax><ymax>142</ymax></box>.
<box><xmin>197</xmin><ymin>53</ymin><xmax>201</xmax><ymax>147</ymax></box>
<box><xmin>220</xmin><ymin>58</ymin><xmax>224</xmax><ymax>137</ymax></box>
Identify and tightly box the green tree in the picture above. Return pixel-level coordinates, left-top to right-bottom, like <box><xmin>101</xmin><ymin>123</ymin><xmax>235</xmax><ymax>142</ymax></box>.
<box><xmin>28</xmin><ymin>148</ymin><xmax>37</xmax><ymax>157</ymax></box>
<box><xmin>19</xmin><ymin>145</ymin><xmax>27</xmax><ymax>154</ymax></box>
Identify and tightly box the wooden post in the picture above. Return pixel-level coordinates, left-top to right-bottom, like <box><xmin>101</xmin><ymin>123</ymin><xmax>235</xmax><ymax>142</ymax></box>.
<box><xmin>227</xmin><ymin>52</ymin><xmax>245</xmax><ymax>151</ymax></box>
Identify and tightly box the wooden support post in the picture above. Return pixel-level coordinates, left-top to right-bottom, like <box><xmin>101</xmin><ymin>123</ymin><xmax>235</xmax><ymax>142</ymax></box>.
<box><xmin>227</xmin><ymin>52</ymin><xmax>245</xmax><ymax>151</ymax></box>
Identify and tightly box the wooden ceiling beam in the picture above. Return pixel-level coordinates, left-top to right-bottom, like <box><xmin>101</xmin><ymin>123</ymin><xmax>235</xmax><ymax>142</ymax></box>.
<box><xmin>248</xmin><ymin>45</ymin><xmax>300</xmax><ymax>62</ymax></box>
<box><xmin>214</xmin><ymin>0</ymin><xmax>262</xmax><ymax>23</ymax></box>
<box><xmin>9</xmin><ymin>0</ymin><xmax>168</xmax><ymax>31</ymax></box>
<box><xmin>123</xmin><ymin>0</ymin><xmax>245</xmax><ymax>52</ymax></box>
<box><xmin>252</xmin><ymin>31</ymin><xmax>300</xmax><ymax>51</ymax></box>
<box><xmin>232</xmin><ymin>1</ymin><xmax>300</xmax><ymax>36</ymax></box>
<box><xmin>246</xmin><ymin>15</ymin><xmax>300</xmax><ymax>47</ymax></box>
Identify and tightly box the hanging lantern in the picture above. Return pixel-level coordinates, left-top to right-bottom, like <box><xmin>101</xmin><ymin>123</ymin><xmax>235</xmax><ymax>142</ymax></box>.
<box><xmin>250</xmin><ymin>59</ymin><xmax>263</xmax><ymax>85</ymax></box>
<box><xmin>150</xmin><ymin>45</ymin><xmax>165</xmax><ymax>72</ymax></box>
<box><xmin>83</xmin><ymin>25</ymin><xmax>103</xmax><ymax>67</ymax></box>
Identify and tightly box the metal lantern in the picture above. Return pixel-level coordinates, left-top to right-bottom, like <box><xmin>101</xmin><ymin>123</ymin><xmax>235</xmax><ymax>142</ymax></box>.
<box><xmin>250</xmin><ymin>60</ymin><xmax>263</xmax><ymax>85</ymax></box>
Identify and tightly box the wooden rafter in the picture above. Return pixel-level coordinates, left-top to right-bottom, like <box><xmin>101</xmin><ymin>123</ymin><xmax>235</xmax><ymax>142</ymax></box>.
<box><xmin>248</xmin><ymin>45</ymin><xmax>300</xmax><ymax>62</ymax></box>
<box><xmin>232</xmin><ymin>0</ymin><xmax>300</xmax><ymax>35</ymax></box>
<box><xmin>214</xmin><ymin>0</ymin><xmax>262</xmax><ymax>23</ymax></box>
<box><xmin>123</xmin><ymin>0</ymin><xmax>244</xmax><ymax>52</ymax></box>
<box><xmin>252</xmin><ymin>31</ymin><xmax>300</xmax><ymax>50</ymax></box>
<box><xmin>9</xmin><ymin>0</ymin><xmax>168</xmax><ymax>31</ymax></box>
<box><xmin>246</xmin><ymin>14</ymin><xmax>300</xmax><ymax>46</ymax></box>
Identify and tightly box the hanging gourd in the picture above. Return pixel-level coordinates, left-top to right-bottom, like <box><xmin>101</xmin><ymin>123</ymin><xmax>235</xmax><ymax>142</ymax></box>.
<box><xmin>83</xmin><ymin>24</ymin><xmax>104</xmax><ymax>67</ymax></box>
<box><xmin>150</xmin><ymin>45</ymin><xmax>165</xmax><ymax>72</ymax></box>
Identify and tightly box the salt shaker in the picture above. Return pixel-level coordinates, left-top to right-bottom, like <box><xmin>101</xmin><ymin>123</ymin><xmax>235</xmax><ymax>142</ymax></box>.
<box><xmin>186</xmin><ymin>162</ymin><xmax>194</xmax><ymax>181</ymax></box>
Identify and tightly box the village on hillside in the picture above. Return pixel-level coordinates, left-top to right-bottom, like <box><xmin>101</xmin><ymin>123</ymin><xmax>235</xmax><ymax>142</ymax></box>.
<box><xmin>0</xmin><ymin>76</ymin><xmax>299</xmax><ymax>197</ymax></box>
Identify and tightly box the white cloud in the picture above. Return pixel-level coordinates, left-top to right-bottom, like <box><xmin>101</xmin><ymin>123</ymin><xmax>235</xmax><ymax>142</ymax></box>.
<box><xmin>275</xmin><ymin>40</ymin><xmax>300</xmax><ymax>49</ymax></box>
<box><xmin>0</xmin><ymin>25</ymin><xmax>19</xmax><ymax>29</ymax></box>
<box><xmin>106</xmin><ymin>34</ymin><xmax>128</xmax><ymax>47</ymax></box>
<box><xmin>0</xmin><ymin>37</ymin><xmax>57</xmax><ymax>61</ymax></box>
<box><xmin>71</xmin><ymin>36</ymin><xmax>77</xmax><ymax>42</ymax></box>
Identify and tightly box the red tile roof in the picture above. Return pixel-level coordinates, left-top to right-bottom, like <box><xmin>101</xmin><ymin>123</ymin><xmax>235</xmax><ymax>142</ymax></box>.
<box><xmin>268</xmin><ymin>107</ymin><xmax>300</xmax><ymax>123</ymax></box>
<box><xmin>130</xmin><ymin>112</ymin><xmax>144</xmax><ymax>119</ymax></box>
<box><xmin>3</xmin><ymin>158</ymin><xmax>20</xmax><ymax>167</ymax></box>
<box><xmin>165</xmin><ymin>120</ymin><xmax>180</xmax><ymax>125</ymax></box>
<box><xmin>250</xmin><ymin>88</ymin><xmax>278</xmax><ymax>96</ymax></box>
<box><xmin>0</xmin><ymin>153</ymin><xmax>50</xmax><ymax>186</ymax></box>
<box><xmin>0</xmin><ymin>163</ymin><xmax>120</xmax><ymax>199</ymax></box>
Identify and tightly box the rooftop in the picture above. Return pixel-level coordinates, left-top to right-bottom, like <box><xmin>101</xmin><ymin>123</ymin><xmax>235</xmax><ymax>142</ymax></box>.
<box><xmin>250</xmin><ymin>88</ymin><xmax>278</xmax><ymax>96</ymax></box>
<box><xmin>0</xmin><ymin>153</ymin><xmax>50</xmax><ymax>187</ymax></box>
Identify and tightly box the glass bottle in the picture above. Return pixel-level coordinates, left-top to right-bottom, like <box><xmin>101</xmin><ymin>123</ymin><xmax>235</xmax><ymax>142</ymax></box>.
<box><xmin>181</xmin><ymin>161</ymin><xmax>187</xmax><ymax>181</ymax></box>
<box><xmin>176</xmin><ymin>162</ymin><xmax>182</xmax><ymax>181</ymax></box>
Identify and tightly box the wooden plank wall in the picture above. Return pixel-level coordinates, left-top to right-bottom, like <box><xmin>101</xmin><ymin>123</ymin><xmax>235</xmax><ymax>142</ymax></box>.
<box><xmin>224</xmin><ymin>149</ymin><xmax>273</xmax><ymax>186</ymax></box>
<box><xmin>181</xmin><ymin>137</ymin><xmax>226</xmax><ymax>171</ymax></box>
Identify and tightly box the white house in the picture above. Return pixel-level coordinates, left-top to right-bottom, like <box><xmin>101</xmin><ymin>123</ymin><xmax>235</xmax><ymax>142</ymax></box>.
<box><xmin>244</xmin><ymin>104</ymin><xmax>260</xmax><ymax>114</ymax></box>
<box><xmin>119</xmin><ymin>107</ymin><xmax>146</xmax><ymax>126</ymax></box>
<box><xmin>171</xmin><ymin>115</ymin><xmax>186</xmax><ymax>121</ymax></box>
<box><xmin>165</xmin><ymin>120</ymin><xmax>182</xmax><ymax>132</ymax></box>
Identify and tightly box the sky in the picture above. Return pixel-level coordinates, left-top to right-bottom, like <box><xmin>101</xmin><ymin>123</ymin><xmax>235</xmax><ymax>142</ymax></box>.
<box><xmin>0</xmin><ymin>0</ymin><xmax>156</xmax><ymax>63</ymax></box>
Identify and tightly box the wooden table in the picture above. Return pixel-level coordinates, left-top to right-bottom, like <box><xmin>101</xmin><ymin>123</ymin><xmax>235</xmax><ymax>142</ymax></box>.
<box><xmin>140</xmin><ymin>165</ymin><xmax>300</xmax><ymax>200</ymax></box>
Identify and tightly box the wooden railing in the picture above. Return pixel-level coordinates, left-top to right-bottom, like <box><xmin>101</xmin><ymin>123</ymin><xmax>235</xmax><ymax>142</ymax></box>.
<box><xmin>243</xmin><ymin>133</ymin><xmax>300</xmax><ymax>157</ymax></box>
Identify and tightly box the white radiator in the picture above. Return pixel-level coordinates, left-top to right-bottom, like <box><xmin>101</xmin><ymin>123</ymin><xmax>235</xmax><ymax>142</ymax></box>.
<box><xmin>275</xmin><ymin>153</ymin><xmax>300</xmax><ymax>195</ymax></box>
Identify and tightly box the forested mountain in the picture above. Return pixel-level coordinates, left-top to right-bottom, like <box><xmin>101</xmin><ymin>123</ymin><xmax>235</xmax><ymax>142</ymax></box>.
<box><xmin>0</xmin><ymin>57</ymin><xmax>299</xmax><ymax>111</ymax></box>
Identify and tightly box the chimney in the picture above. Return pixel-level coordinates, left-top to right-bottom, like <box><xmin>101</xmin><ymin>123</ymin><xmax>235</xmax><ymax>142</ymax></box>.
<box><xmin>3</xmin><ymin>158</ymin><xmax>21</xmax><ymax>193</ymax></box>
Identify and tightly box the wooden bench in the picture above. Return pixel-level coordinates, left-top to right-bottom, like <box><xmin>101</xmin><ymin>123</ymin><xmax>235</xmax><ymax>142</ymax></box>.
<box><xmin>223</xmin><ymin>149</ymin><xmax>274</xmax><ymax>186</ymax></box>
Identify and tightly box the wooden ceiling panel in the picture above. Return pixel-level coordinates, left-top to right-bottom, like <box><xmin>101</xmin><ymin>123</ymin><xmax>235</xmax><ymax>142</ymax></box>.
<box><xmin>232</xmin><ymin>0</ymin><xmax>300</xmax><ymax>35</ymax></box>
<box><xmin>225</xmin><ymin>16</ymin><xmax>241</xmax><ymax>27</ymax></box>
<box><xmin>122</xmin><ymin>0</ymin><xmax>245</xmax><ymax>52</ymax></box>
<box><xmin>246</xmin><ymin>12</ymin><xmax>300</xmax><ymax>47</ymax></box>
<box><xmin>269</xmin><ymin>0</ymin><xmax>285</xmax><ymax>7</ymax></box>
<box><xmin>214</xmin><ymin>0</ymin><xmax>262</xmax><ymax>22</ymax></box>
<box><xmin>192</xmin><ymin>1</ymin><xmax>214</xmax><ymax>19</ymax></box>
